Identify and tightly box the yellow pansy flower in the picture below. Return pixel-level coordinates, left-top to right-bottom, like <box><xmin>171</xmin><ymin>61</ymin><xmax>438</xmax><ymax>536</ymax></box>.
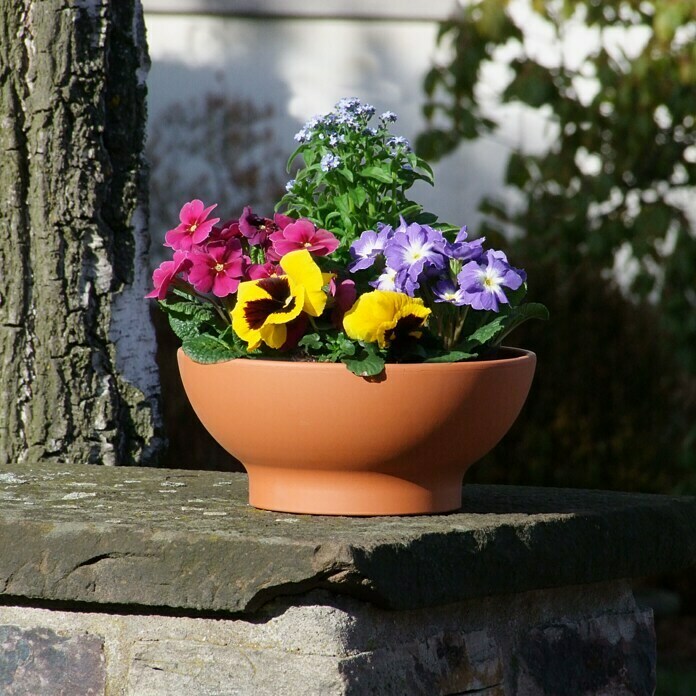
<box><xmin>343</xmin><ymin>290</ymin><xmax>431</xmax><ymax>349</ymax></box>
<box><xmin>231</xmin><ymin>250</ymin><xmax>329</xmax><ymax>351</ymax></box>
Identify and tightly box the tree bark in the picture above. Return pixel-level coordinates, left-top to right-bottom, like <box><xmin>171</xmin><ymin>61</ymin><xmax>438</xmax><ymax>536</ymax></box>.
<box><xmin>0</xmin><ymin>0</ymin><xmax>163</xmax><ymax>466</ymax></box>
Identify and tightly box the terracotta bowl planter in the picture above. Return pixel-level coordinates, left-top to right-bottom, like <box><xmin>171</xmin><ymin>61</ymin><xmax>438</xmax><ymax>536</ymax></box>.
<box><xmin>177</xmin><ymin>347</ymin><xmax>536</xmax><ymax>516</ymax></box>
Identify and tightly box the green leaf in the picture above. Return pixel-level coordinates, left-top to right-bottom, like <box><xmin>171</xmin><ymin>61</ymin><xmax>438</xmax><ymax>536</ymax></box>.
<box><xmin>415</xmin><ymin>156</ymin><xmax>435</xmax><ymax>179</ymax></box>
<box><xmin>512</xmin><ymin>302</ymin><xmax>549</xmax><ymax>322</ymax></box>
<box><xmin>219</xmin><ymin>325</ymin><xmax>250</xmax><ymax>356</ymax></box>
<box><xmin>168</xmin><ymin>315</ymin><xmax>200</xmax><ymax>341</ymax></box>
<box><xmin>335</xmin><ymin>339</ymin><xmax>356</xmax><ymax>358</ymax></box>
<box><xmin>492</xmin><ymin>303</ymin><xmax>549</xmax><ymax>346</ymax></box>
<box><xmin>159</xmin><ymin>298</ymin><xmax>214</xmax><ymax>321</ymax></box>
<box><xmin>506</xmin><ymin>282</ymin><xmax>528</xmax><ymax>307</ymax></box>
<box><xmin>464</xmin><ymin>315</ymin><xmax>507</xmax><ymax>347</ymax></box>
<box><xmin>360</xmin><ymin>166</ymin><xmax>394</xmax><ymax>184</ymax></box>
<box><xmin>342</xmin><ymin>343</ymin><xmax>385</xmax><ymax>377</ymax></box>
<box><xmin>286</xmin><ymin>144</ymin><xmax>305</xmax><ymax>172</ymax></box>
<box><xmin>398</xmin><ymin>203</ymin><xmax>423</xmax><ymax>220</ymax></box>
<box><xmin>424</xmin><ymin>350</ymin><xmax>478</xmax><ymax>363</ymax></box>
<box><xmin>350</xmin><ymin>186</ymin><xmax>368</xmax><ymax>209</ymax></box>
<box><xmin>298</xmin><ymin>333</ymin><xmax>323</xmax><ymax>351</ymax></box>
<box><xmin>505</xmin><ymin>152</ymin><xmax>532</xmax><ymax>188</ymax></box>
<box><xmin>338</xmin><ymin>167</ymin><xmax>354</xmax><ymax>183</ymax></box>
<box><xmin>334</xmin><ymin>193</ymin><xmax>351</xmax><ymax>215</ymax></box>
<box><xmin>325</xmin><ymin>211</ymin><xmax>343</xmax><ymax>224</ymax></box>
<box><xmin>414</xmin><ymin>211</ymin><xmax>438</xmax><ymax>224</ymax></box>
<box><xmin>181</xmin><ymin>334</ymin><xmax>240</xmax><ymax>364</ymax></box>
<box><xmin>503</xmin><ymin>59</ymin><xmax>558</xmax><ymax>108</ymax></box>
<box><xmin>423</xmin><ymin>67</ymin><xmax>443</xmax><ymax>97</ymax></box>
<box><xmin>159</xmin><ymin>299</ymin><xmax>218</xmax><ymax>341</ymax></box>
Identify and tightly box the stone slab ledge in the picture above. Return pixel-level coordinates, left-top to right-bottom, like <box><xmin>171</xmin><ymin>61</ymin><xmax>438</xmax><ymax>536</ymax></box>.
<box><xmin>0</xmin><ymin>462</ymin><xmax>694</xmax><ymax>615</ymax></box>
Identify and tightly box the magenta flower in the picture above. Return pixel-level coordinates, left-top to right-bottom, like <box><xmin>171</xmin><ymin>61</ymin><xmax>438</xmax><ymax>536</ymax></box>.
<box><xmin>208</xmin><ymin>219</ymin><xmax>242</xmax><ymax>245</ymax></box>
<box><xmin>188</xmin><ymin>241</ymin><xmax>246</xmax><ymax>297</ymax></box>
<box><xmin>247</xmin><ymin>261</ymin><xmax>278</xmax><ymax>280</ymax></box>
<box><xmin>165</xmin><ymin>199</ymin><xmax>220</xmax><ymax>251</ymax></box>
<box><xmin>280</xmin><ymin>313</ymin><xmax>310</xmax><ymax>351</ymax></box>
<box><xmin>328</xmin><ymin>278</ymin><xmax>357</xmax><ymax>329</ymax></box>
<box><xmin>146</xmin><ymin>251</ymin><xmax>191</xmax><ymax>300</ymax></box>
<box><xmin>239</xmin><ymin>207</ymin><xmax>293</xmax><ymax>246</ymax></box>
<box><xmin>270</xmin><ymin>219</ymin><xmax>340</xmax><ymax>257</ymax></box>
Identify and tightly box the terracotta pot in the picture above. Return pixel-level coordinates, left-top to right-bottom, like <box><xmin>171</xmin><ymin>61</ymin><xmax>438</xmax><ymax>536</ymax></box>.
<box><xmin>177</xmin><ymin>347</ymin><xmax>536</xmax><ymax>516</ymax></box>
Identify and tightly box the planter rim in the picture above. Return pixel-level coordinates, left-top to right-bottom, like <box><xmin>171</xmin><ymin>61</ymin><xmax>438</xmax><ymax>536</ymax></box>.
<box><xmin>177</xmin><ymin>346</ymin><xmax>535</xmax><ymax>373</ymax></box>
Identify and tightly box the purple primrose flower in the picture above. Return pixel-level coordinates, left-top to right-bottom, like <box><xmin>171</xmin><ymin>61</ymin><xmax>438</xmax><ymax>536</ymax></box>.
<box><xmin>432</xmin><ymin>277</ymin><xmax>468</xmax><ymax>306</ymax></box>
<box><xmin>383</xmin><ymin>219</ymin><xmax>447</xmax><ymax>282</ymax></box>
<box><xmin>370</xmin><ymin>266</ymin><xmax>399</xmax><ymax>292</ymax></box>
<box><xmin>445</xmin><ymin>226</ymin><xmax>486</xmax><ymax>262</ymax></box>
<box><xmin>457</xmin><ymin>249</ymin><xmax>526</xmax><ymax>312</ymax></box>
<box><xmin>348</xmin><ymin>225</ymin><xmax>393</xmax><ymax>272</ymax></box>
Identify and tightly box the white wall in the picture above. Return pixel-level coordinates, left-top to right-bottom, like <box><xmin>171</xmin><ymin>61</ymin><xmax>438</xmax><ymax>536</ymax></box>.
<box><xmin>143</xmin><ymin>8</ymin><xmax>523</xmax><ymax>244</ymax></box>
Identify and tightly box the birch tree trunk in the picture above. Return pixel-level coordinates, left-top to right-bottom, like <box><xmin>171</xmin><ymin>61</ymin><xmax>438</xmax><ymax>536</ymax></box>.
<box><xmin>0</xmin><ymin>0</ymin><xmax>164</xmax><ymax>466</ymax></box>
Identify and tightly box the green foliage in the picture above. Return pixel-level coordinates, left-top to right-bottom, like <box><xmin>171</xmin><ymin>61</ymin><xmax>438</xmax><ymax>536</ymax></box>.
<box><xmin>419</xmin><ymin>0</ymin><xmax>696</xmax><ymax>491</ymax></box>
<box><xmin>423</xmin><ymin>350</ymin><xmax>477</xmax><ymax>363</ymax></box>
<box><xmin>657</xmin><ymin>667</ymin><xmax>696</xmax><ymax>696</ymax></box>
<box><xmin>159</xmin><ymin>296</ymin><xmax>221</xmax><ymax>342</ymax></box>
<box><xmin>298</xmin><ymin>331</ymin><xmax>357</xmax><ymax>363</ymax></box>
<box><xmin>342</xmin><ymin>342</ymin><xmax>386</xmax><ymax>377</ymax></box>
<box><xmin>471</xmin><ymin>260</ymin><xmax>694</xmax><ymax>494</ymax></box>
<box><xmin>181</xmin><ymin>334</ymin><xmax>241</xmax><ymax>364</ymax></box>
<box><xmin>278</xmin><ymin>99</ymin><xmax>435</xmax><ymax>262</ymax></box>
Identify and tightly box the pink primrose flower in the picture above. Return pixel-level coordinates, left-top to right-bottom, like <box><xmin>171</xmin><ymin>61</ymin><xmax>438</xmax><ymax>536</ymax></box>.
<box><xmin>270</xmin><ymin>218</ymin><xmax>340</xmax><ymax>257</ymax></box>
<box><xmin>146</xmin><ymin>251</ymin><xmax>191</xmax><ymax>300</ymax></box>
<box><xmin>165</xmin><ymin>200</ymin><xmax>220</xmax><ymax>251</ymax></box>
<box><xmin>188</xmin><ymin>240</ymin><xmax>246</xmax><ymax>297</ymax></box>
<box><xmin>207</xmin><ymin>219</ymin><xmax>242</xmax><ymax>245</ymax></box>
<box><xmin>247</xmin><ymin>261</ymin><xmax>279</xmax><ymax>280</ymax></box>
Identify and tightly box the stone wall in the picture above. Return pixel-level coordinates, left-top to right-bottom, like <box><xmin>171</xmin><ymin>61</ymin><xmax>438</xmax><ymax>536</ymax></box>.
<box><xmin>0</xmin><ymin>582</ymin><xmax>654</xmax><ymax>695</ymax></box>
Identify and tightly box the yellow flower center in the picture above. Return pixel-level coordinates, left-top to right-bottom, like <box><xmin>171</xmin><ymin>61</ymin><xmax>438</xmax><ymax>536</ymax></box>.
<box><xmin>214</xmin><ymin>263</ymin><xmax>225</xmax><ymax>272</ymax></box>
<box><xmin>190</xmin><ymin>223</ymin><xmax>198</xmax><ymax>232</ymax></box>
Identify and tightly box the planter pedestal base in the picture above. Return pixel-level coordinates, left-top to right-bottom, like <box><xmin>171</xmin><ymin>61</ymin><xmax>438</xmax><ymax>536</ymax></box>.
<box><xmin>247</xmin><ymin>467</ymin><xmax>463</xmax><ymax>516</ymax></box>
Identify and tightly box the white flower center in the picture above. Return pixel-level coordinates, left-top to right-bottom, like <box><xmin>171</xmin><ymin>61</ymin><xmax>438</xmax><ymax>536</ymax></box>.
<box><xmin>379</xmin><ymin>269</ymin><xmax>398</xmax><ymax>291</ymax></box>
<box><xmin>406</xmin><ymin>241</ymin><xmax>428</xmax><ymax>264</ymax></box>
<box><xmin>480</xmin><ymin>267</ymin><xmax>503</xmax><ymax>292</ymax></box>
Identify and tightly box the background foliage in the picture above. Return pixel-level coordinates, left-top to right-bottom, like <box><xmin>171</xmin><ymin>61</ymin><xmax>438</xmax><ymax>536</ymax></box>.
<box><xmin>419</xmin><ymin>0</ymin><xmax>696</xmax><ymax>492</ymax></box>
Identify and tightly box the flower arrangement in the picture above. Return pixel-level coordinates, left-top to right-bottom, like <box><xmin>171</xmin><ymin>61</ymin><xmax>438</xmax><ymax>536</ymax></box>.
<box><xmin>148</xmin><ymin>98</ymin><xmax>547</xmax><ymax>376</ymax></box>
